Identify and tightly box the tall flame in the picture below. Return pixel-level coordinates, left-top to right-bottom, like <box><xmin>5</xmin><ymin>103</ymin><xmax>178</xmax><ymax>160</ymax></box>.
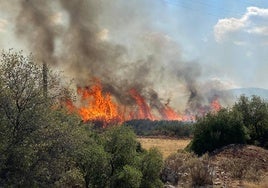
<box><xmin>64</xmin><ymin>81</ymin><xmax>222</xmax><ymax>126</ymax></box>
<box><xmin>129</xmin><ymin>89</ymin><xmax>154</xmax><ymax>120</ymax></box>
<box><xmin>210</xmin><ymin>96</ymin><xmax>221</xmax><ymax>112</ymax></box>
<box><xmin>160</xmin><ymin>105</ymin><xmax>183</xmax><ymax>121</ymax></box>
<box><xmin>67</xmin><ymin>81</ymin><xmax>122</xmax><ymax>126</ymax></box>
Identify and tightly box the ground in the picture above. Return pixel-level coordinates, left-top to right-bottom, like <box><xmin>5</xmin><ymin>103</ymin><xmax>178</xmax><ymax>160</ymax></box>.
<box><xmin>138</xmin><ymin>137</ymin><xmax>268</xmax><ymax>187</ymax></box>
<box><xmin>137</xmin><ymin>137</ymin><xmax>191</xmax><ymax>159</ymax></box>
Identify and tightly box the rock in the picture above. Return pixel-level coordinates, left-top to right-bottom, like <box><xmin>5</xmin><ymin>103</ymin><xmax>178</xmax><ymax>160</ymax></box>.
<box><xmin>214</xmin><ymin>181</ymin><xmax>221</xmax><ymax>185</ymax></box>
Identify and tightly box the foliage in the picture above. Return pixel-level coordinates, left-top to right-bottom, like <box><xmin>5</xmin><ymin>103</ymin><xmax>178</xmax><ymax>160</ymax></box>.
<box><xmin>140</xmin><ymin>148</ymin><xmax>164</xmax><ymax>188</ymax></box>
<box><xmin>188</xmin><ymin>153</ymin><xmax>213</xmax><ymax>186</ymax></box>
<box><xmin>233</xmin><ymin>95</ymin><xmax>268</xmax><ymax>148</ymax></box>
<box><xmin>125</xmin><ymin>119</ymin><xmax>193</xmax><ymax>138</ymax></box>
<box><xmin>103</xmin><ymin>126</ymin><xmax>164</xmax><ymax>188</ymax></box>
<box><xmin>0</xmin><ymin>51</ymin><xmax>165</xmax><ymax>187</ymax></box>
<box><xmin>161</xmin><ymin>151</ymin><xmax>195</xmax><ymax>185</ymax></box>
<box><xmin>74</xmin><ymin>130</ymin><xmax>111</xmax><ymax>188</ymax></box>
<box><xmin>189</xmin><ymin>108</ymin><xmax>248</xmax><ymax>155</ymax></box>
<box><xmin>116</xmin><ymin>165</ymin><xmax>142</xmax><ymax>188</ymax></box>
<box><xmin>161</xmin><ymin>151</ymin><xmax>213</xmax><ymax>186</ymax></box>
<box><xmin>0</xmin><ymin>50</ymin><xmax>82</xmax><ymax>187</ymax></box>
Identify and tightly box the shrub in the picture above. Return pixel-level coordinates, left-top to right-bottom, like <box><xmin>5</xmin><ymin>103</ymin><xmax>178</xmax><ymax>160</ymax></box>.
<box><xmin>116</xmin><ymin>165</ymin><xmax>142</xmax><ymax>188</ymax></box>
<box><xmin>188</xmin><ymin>154</ymin><xmax>213</xmax><ymax>186</ymax></box>
<box><xmin>189</xmin><ymin>109</ymin><xmax>248</xmax><ymax>155</ymax></box>
<box><xmin>220</xmin><ymin>158</ymin><xmax>262</xmax><ymax>182</ymax></box>
<box><xmin>140</xmin><ymin>148</ymin><xmax>164</xmax><ymax>188</ymax></box>
<box><xmin>161</xmin><ymin>151</ymin><xmax>195</xmax><ymax>185</ymax></box>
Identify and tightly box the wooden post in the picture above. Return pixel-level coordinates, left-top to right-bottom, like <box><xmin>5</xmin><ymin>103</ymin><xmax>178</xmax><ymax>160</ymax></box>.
<box><xmin>43</xmin><ymin>62</ymin><xmax>48</xmax><ymax>97</ymax></box>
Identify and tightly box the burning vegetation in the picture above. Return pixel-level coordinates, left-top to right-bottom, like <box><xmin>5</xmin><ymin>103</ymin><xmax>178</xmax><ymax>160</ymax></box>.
<box><xmin>65</xmin><ymin>80</ymin><xmax>221</xmax><ymax>126</ymax></box>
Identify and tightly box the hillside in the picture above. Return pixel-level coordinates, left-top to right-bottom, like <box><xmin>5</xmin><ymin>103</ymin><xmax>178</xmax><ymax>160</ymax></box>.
<box><xmin>210</xmin><ymin>144</ymin><xmax>268</xmax><ymax>187</ymax></box>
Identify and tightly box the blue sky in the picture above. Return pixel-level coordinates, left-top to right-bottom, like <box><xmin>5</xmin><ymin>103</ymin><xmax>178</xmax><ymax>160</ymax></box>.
<box><xmin>0</xmin><ymin>0</ymin><xmax>268</xmax><ymax>90</ymax></box>
<box><xmin>160</xmin><ymin>0</ymin><xmax>268</xmax><ymax>88</ymax></box>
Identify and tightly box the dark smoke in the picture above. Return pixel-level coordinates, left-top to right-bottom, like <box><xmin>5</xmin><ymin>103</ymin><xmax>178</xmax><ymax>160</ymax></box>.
<box><xmin>16</xmin><ymin>0</ymin><xmax>57</xmax><ymax>64</ymax></box>
<box><xmin>8</xmin><ymin>0</ymin><xmax>230</xmax><ymax>115</ymax></box>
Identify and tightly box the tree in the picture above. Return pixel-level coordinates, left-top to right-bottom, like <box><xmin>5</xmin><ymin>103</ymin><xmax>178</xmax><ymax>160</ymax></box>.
<box><xmin>116</xmin><ymin>165</ymin><xmax>142</xmax><ymax>188</ymax></box>
<box><xmin>189</xmin><ymin>108</ymin><xmax>248</xmax><ymax>155</ymax></box>
<box><xmin>74</xmin><ymin>129</ymin><xmax>111</xmax><ymax>188</ymax></box>
<box><xmin>140</xmin><ymin>148</ymin><xmax>164</xmax><ymax>188</ymax></box>
<box><xmin>233</xmin><ymin>95</ymin><xmax>268</xmax><ymax>148</ymax></box>
<box><xmin>0</xmin><ymin>50</ymin><xmax>81</xmax><ymax>186</ymax></box>
<box><xmin>103</xmin><ymin>126</ymin><xmax>141</xmax><ymax>187</ymax></box>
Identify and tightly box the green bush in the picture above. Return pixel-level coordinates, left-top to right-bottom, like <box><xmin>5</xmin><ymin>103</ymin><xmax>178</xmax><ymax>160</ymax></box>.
<box><xmin>140</xmin><ymin>148</ymin><xmax>164</xmax><ymax>188</ymax></box>
<box><xmin>116</xmin><ymin>165</ymin><xmax>142</xmax><ymax>188</ymax></box>
<box><xmin>233</xmin><ymin>95</ymin><xmax>268</xmax><ymax>148</ymax></box>
<box><xmin>189</xmin><ymin>109</ymin><xmax>248</xmax><ymax>155</ymax></box>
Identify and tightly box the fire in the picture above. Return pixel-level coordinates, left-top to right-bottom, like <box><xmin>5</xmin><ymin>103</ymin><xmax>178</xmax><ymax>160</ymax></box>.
<box><xmin>129</xmin><ymin>89</ymin><xmax>154</xmax><ymax>120</ymax></box>
<box><xmin>68</xmin><ymin>81</ymin><xmax>122</xmax><ymax>126</ymax></box>
<box><xmin>63</xmin><ymin>80</ymin><xmax>222</xmax><ymax>126</ymax></box>
<box><xmin>210</xmin><ymin>96</ymin><xmax>221</xmax><ymax>112</ymax></box>
<box><xmin>160</xmin><ymin>105</ymin><xmax>183</xmax><ymax>121</ymax></box>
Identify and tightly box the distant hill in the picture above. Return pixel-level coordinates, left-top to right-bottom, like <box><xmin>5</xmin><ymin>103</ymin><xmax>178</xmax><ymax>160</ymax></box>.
<box><xmin>210</xmin><ymin>88</ymin><xmax>268</xmax><ymax>107</ymax></box>
<box><xmin>227</xmin><ymin>88</ymin><xmax>268</xmax><ymax>100</ymax></box>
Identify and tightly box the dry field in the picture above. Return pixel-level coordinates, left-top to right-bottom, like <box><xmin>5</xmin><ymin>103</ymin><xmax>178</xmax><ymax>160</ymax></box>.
<box><xmin>137</xmin><ymin>137</ymin><xmax>191</xmax><ymax>158</ymax></box>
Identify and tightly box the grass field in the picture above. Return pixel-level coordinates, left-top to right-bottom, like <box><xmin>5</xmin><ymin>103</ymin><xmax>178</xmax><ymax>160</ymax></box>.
<box><xmin>137</xmin><ymin>137</ymin><xmax>191</xmax><ymax>158</ymax></box>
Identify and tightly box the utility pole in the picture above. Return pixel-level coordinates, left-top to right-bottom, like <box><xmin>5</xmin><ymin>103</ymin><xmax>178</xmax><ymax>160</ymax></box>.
<box><xmin>43</xmin><ymin>62</ymin><xmax>48</xmax><ymax>98</ymax></box>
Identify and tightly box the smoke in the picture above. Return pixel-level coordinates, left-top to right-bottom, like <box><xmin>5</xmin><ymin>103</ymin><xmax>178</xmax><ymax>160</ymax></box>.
<box><xmin>16</xmin><ymin>0</ymin><xmax>58</xmax><ymax>64</ymax></box>
<box><xmin>5</xmin><ymin>0</ymin><xmax>229</xmax><ymax>115</ymax></box>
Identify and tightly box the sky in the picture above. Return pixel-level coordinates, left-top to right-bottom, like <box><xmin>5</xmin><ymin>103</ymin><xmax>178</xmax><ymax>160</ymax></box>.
<box><xmin>162</xmin><ymin>0</ymin><xmax>268</xmax><ymax>89</ymax></box>
<box><xmin>0</xmin><ymin>0</ymin><xmax>268</xmax><ymax>91</ymax></box>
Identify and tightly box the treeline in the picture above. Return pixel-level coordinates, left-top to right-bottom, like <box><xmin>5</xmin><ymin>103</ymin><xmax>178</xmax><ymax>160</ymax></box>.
<box><xmin>124</xmin><ymin>119</ymin><xmax>193</xmax><ymax>138</ymax></box>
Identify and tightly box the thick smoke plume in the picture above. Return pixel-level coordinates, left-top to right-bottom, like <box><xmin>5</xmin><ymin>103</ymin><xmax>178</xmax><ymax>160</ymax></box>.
<box><xmin>6</xmin><ymin>0</ymin><xmax>229</xmax><ymax>115</ymax></box>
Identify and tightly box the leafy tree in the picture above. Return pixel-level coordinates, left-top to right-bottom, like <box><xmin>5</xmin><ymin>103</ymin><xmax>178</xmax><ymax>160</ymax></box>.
<box><xmin>189</xmin><ymin>108</ymin><xmax>248</xmax><ymax>155</ymax></box>
<box><xmin>140</xmin><ymin>148</ymin><xmax>164</xmax><ymax>188</ymax></box>
<box><xmin>233</xmin><ymin>95</ymin><xmax>268</xmax><ymax>148</ymax></box>
<box><xmin>116</xmin><ymin>165</ymin><xmax>142</xmax><ymax>188</ymax></box>
<box><xmin>0</xmin><ymin>51</ymin><xmax>81</xmax><ymax>187</ymax></box>
<box><xmin>103</xmin><ymin>126</ymin><xmax>141</xmax><ymax>187</ymax></box>
<box><xmin>74</xmin><ymin>128</ymin><xmax>111</xmax><ymax>188</ymax></box>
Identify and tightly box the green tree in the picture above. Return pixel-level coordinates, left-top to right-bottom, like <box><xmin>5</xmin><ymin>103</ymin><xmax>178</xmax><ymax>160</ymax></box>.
<box><xmin>74</xmin><ymin>129</ymin><xmax>111</xmax><ymax>188</ymax></box>
<box><xmin>140</xmin><ymin>148</ymin><xmax>164</xmax><ymax>188</ymax></box>
<box><xmin>116</xmin><ymin>165</ymin><xmax>142</xmax><ymax>188</ymax></box>
<box><xmin>233</xmin><ymin>95</ymin><xmax>268</xmax><ymax>148</ymax></box>
<box><xmin>189</xmin><ymin>108</ymin><xmax>248</xmax><ymax>155</ymax></box>
<box><xmin>0</xmin><ymin>51</ymin><xmax>81</xmax><ymax>187</ymax></box>
<box><xmin>103</xmin><ymin>126</ymin><xmax>141</xmax><ymax>187</ymax></box>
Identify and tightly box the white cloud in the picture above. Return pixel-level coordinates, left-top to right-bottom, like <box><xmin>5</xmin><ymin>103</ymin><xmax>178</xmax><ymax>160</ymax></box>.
<box><xmin>247</xmin><ymin>26</ymin><xmax>268</xmax><ymax>36</ymax></box>
<box><xmin>214</xmin><ymin>7</ymin><xmax>268</xmax><ymax>43</ymax></box>
<box><xmin>0</xmin><ymin>18</ymin><xmax>8</xmax><ymax>32</ymax></box>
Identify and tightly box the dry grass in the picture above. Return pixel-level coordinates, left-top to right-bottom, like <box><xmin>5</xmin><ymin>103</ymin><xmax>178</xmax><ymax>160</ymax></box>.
<box><xmin>137</xmin><ymin>137</ymin><xmax>191</xmax><ymax>158</ymax></box>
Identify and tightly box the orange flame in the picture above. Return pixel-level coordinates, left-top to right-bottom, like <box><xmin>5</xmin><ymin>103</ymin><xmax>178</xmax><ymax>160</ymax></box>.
<box><xmin>67</xmin><ymin>81</ymin><xmax>122</xmax><ymax>126</ymax></box>
<box><xmin>63</xmin><ymin>81</ymin><xmax>222</xmax><ymax>125</ymax></box>
<box><xmin>210</xmin><ymin>97</ymin><xmax>221</xmax><ymax>112</ymax></box>
<box><xmin>160</xmin><ymin>105</ymin><xmax>182</xmax><ymax>121</ymax></box>
<box><xmin>129</xmin><ymin>89</ymin><xmax>154</xmax><ymax>120</ymax></box>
